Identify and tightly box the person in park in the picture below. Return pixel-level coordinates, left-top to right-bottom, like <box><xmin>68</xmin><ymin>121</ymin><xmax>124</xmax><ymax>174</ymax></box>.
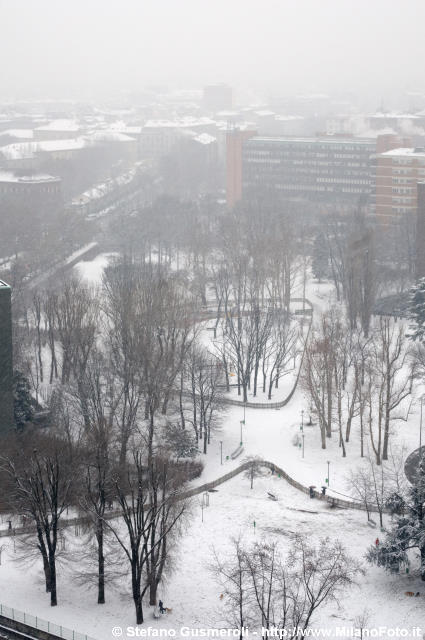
<box><xmin>159</xmin><ymin>600</ymin><xmax>166</xmax><ymax>614</ymax></box>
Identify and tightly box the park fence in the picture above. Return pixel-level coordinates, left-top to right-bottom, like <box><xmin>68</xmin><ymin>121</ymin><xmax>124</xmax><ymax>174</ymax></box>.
<box><xmin>218</xmin><ymin>297</ymin><xmax>314</xmax><ymax>409</ymax></box>
<box><xmin>0</xmin><ymin>603</ymin><xmax>97</xmax><ymax>640</ymax></box>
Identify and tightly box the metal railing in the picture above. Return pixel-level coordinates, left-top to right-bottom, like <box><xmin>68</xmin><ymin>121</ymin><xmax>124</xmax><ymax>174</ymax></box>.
<box><xmin>0</xmin><ymin>603</ymin><xmax>97</xmax><ymax>640</ymax></box>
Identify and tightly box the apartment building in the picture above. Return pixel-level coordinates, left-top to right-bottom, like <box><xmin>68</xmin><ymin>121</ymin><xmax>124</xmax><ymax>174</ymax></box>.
<box><xmin>0</xmin><ymin>281</ymin><xmax>13</xmax><ymax>435</ymax></box>
<box><xmin>375</xmin><ymin>147</ymin><xmax>425</xmax><ymax>224</ymax></box>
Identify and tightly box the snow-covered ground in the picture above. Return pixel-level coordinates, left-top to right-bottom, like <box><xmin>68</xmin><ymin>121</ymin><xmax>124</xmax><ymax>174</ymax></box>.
<box><xmin>74</xmin><ymin>252</ymin><xmax>119</xmax><ymax>284</ymax></box>
<box><xmin>3</xmin><ymin>256</ymin><xmax>422</xmax><ymax>636</ymax></box>
<box><xmin>1</xmin><ymin>471</ymin><xmax>424</xmax><ymax>638</ymax></box>
<box><xmin>1</xmin><ymin>370</ymin><xmax>424</xmax><ymax>637</ymax></box>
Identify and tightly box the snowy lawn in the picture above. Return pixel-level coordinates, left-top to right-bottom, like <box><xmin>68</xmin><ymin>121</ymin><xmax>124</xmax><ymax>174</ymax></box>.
<box><xmin>1</xmin><ymin>473</ymin><xmax>424</xmax><ymax>638</ymax></box>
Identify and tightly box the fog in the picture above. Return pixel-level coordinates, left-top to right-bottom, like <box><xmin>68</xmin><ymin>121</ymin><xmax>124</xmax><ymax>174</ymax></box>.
<box><xmin>1</xmin><ymin>0</ymin><xmax>424</xmax><ymax>102</ymax></box>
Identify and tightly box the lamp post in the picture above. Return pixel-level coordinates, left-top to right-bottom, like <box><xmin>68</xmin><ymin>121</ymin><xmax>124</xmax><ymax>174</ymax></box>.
<box><xmin>327</xmin><ymin>461</ymin><xmax>330</xmax><ymax>487</ymax></box>
<box><xmin>220</xmin><ymin>440</ymin><xmax>223</xmax><ymax>465</ymax></box>
<box><xmin>240</xmin><ymin>421</ymin><xmax>243</xmax><ymax>446</ymax></box>
<box><xmin>301</xmin><ymin>409</ymin><xmax>304</xmax><ymax>430</ymax></box>
<box><xmin>302</xmin><ymin>433</ymin><xmax>305</xmax><ymax>458</ymax></box>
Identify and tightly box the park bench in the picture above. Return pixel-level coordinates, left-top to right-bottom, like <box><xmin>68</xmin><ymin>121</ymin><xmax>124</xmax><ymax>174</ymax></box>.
<box><xmin>230</xmin><ymin>445</ymin><xmax>244</xmax><ymax>460</ymax></box>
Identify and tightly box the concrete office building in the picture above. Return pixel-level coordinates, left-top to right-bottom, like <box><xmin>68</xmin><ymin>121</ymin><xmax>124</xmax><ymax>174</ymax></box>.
<box><xmin>0</xmin><ymin>281</ymin><xmax>13</xmax><ymax>435</ymax></box>
<box><xmin>227</xmin><ymin>134</ymin><xmax>376</xmax><ymax>209</ymax></box>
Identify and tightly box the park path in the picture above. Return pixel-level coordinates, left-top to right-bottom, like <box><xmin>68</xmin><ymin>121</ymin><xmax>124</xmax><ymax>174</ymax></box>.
<box><xmin>0</xmin><ymin>456</ymin><xmax>379</xmax><ymax>540</ymax></box>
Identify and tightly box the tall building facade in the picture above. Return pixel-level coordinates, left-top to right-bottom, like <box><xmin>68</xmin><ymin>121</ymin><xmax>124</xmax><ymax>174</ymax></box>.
<box><xmin>226</xmin><ymin>134</ymin><xmax>378</xmax><ymax>209</ymax></box>
<box><xmin>376</xmin><ymin>147</ymin><xmax>425</xmax><ymax>224</ymax></box>
<box><xmin>242</xmin><ymin>136</ymin><xmax>375</xmax><ymax>203</ymax></box>
<box><xmin>0</xmin><ymin>281</ymin><xmax>13</xmax><ymax>435</ymax></box>
<box><xmin>226</xmin><ymin>129</ymin><xmax>257</xmax><ymax>209</ymax></box>
<box><xmin>416</xmin><ymin>182</ymin><xmax>425</xmax><ymax>279</ymax></box>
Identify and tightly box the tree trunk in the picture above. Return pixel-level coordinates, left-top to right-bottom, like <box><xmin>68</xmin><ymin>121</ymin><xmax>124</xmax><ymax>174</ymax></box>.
<box><xmin>421</xmin><ymin>546</ymin><xmax>425</xmax><ymax>581</ymax></box>
<box><xmin>135</xmin><ymin>595</ymin><xmax>144</xmax><ymax>624</ymax></box>
<box><xmin>49</xmin><ymin>556</ymin><xmax>57</xmax><ymax>606</ymax></box>
<box><xmin>97</xmin><ymin>520</ymin><xmax>105</xmax><ymax>604</ymax></box>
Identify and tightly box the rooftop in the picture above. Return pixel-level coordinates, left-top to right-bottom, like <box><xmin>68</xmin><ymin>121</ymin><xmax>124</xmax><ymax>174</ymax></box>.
<box><xmin>87</xmin><ymin>131</ymin><xmax>136</xmax><ymax>143</ymax></box>
<box><xmin>144</xmin><ymin>117</ymin><xmax>216</xmax><ymax>129</ymax></box>
<box><xmin>0</xmin><ymin>129</ymin><xmax>34</xmax><ymax>140</ymax></box>
<box><xmin>0</xmin><ymin>170</ymin><xmax>60</xmax><ymax>184</ymax></box>
<box><xmin>193</xmin><ymin>133</ymin><xmax>216</xmax><ymax>145</ymax></box>
<box><xmin>380</xmin><ymin>147</ymin><xmax>425</xmax><ymax>158</ymax></box>
<box><xmin>0</xmin><ymin>138</ymin><xmax>88</xmax><ymax>159</ymax></box>
<box><xmin>370</xmin><ymin>112</ymin><xmax>420</xmax><ymax>120</ymax></box>
<box><xmin>247</xmin><ymin>136</ymin><xmax>375</xmax><ymax>146</ymax></box>
<box><xmin>35</xmin><ymin>119</ymin><xmax>80</xmax><ymax>132</ymax></box>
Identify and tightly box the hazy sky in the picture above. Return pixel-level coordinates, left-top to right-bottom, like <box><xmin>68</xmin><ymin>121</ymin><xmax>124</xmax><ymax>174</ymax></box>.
<box><xmin>1</xmin><ymin>0</ymin><xmax>424</xmax><ymax>103</ymax></box>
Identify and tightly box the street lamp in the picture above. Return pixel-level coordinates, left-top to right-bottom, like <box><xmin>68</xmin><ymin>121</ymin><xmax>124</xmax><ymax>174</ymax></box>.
<box><xmin>302</xmin><ymin>433</ymin><xmax>305</xmax><ymax>458</ymax></box>
<box><xmin>240</xmin><ymin>421</ymin><xmax>243</xmax><ymax>446</ymax></box>
<box><xmin>220</xmin><ymin>440</ymin><xmax>223</xmax><ymax>465</ymax></box>
<box><xmin>327</xmin><ymin>461</ymin><xmax>330</xmax><ymax>487</ymax></box>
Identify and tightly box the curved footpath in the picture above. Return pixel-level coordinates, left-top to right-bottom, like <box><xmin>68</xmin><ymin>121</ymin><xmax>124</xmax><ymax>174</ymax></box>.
<box><xmin>0</xmin><ymin>298</ymin><xmax>331</xmax><ymax>539</ymax></box>
<box><xmin>0</xmin><ymin>457</ymin><xmax>379</xmax><ymax>539</ymax></box>
<box><xmin>217</xmin><ymin>297</ymin><xmax>313</xmax><ymax>409</ymax></box>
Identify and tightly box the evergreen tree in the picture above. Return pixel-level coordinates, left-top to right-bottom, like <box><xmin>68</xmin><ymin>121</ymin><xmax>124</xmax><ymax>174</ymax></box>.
<box><xmin>13</xmin><ymin>370</ymin><xmax>34</xmax><ymax>428</ymax></box>
<box><xmin>408</xmin><ymin>277</ymin><xmax>425</xmax><ymax>342</ymax></box>
<box><xmin>367</xmin><ymin>456</ymin><xmax>425</xmax><ymax>579</ymax></box>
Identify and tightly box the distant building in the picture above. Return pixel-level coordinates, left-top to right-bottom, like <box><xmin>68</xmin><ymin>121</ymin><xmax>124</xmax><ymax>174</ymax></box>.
<box><xmin>376</xmin><ymin>146</ymin><xmax>425</xmax><ymax>224</ymax></box>
<box><xmin>0</xmin><ymin>170</ymin><xmax>62</xmax><ymax>204</ymax></box>
<box><xmin>87</xmin><ymin>130</ymin><xmax>138</xmax><ymax>163</ymax></box>
<box><xmin>140</xmin><ymin>118</ymin><xmax>218</xmax><ymax>160</ymax></box>
<box><xmin>0</xmin><ymin>281</ymin><xmax>13</xmax><ymax>435</ymax></box>
<box><xmin>227</xmin><ymin>134</ymin><xmax>376</xmax><ymax>209</ymax></box>
<box><xmin>226</xmin><ymin>128</ymin><xmax>257</xmax><ymax>209</ymax></box>
<box><xmin>416</xmin><ymin>182</ymin><xmax>425</xmax><ymax>279</ymax></box>
<box><xmin>203</xmin><ymin>84</ymin><xmax>233</xmax><ymax>112</ymax></box>
<box><xmin>0</xmin><ymin>138</ymin><xmax>89</xmax><ymax>170</ymax></box>
<box><xmin>33</xmin><ymin>119</ymin><xmax>82</xmax><ymax>141</ymax></box>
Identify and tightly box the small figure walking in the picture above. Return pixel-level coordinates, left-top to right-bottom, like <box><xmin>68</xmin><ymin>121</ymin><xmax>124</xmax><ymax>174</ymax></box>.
<box><xmin>159</xmin><ymin>599</ymin><xmax>166</xmax><ymax>614</ymax></box>
<box><xmin>375</xmin><ymin>538</ymin><xmax>379</xmax><ymax>547</ymax></box>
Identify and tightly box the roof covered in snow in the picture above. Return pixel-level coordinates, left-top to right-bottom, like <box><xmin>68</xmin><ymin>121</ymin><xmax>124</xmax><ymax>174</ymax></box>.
<box><xmin>0</xmin><ymin>138</ymin><xmax>89</xmax><ymax>159</ymax></box>
<box><xmin>380</xmin><ymin>147</ymin><xmax>425</xmax><ymax>158</ymax></box>
<box><xmin>193</xmin><ymin>133</ymin><xmax>216</xmax><ymax>145</ymax></box>
<box><xmin>35</xmin><ymin>119</ymin><xmax>80</xmax><ymax>131</ymax></box>
<box><xmin>0</xmin><ymin>170</ymin><xmax>60</xmax><ymax>183</ymax></box>
<box><xmin>0</xmin><ymin>129</ymin><xmax>34</xmax><ymax>140</ymax></box>
<box><xmin>144</xmin><ymin>117</ymin><xmax>216</xmax><ymax>130</ymax></box>
<box><xmin>87</xmin><ymin>131</ymin><xmax>136</xmax><ymax>143</ymax></box>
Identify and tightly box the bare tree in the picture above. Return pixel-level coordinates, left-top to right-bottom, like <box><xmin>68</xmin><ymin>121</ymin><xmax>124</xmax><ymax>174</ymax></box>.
<box><xmin>104</xmin><ymin>451</ymin><xmax>187</xmax><ymax>624</ymax></box>
<box><xmin>183</xmin><ymin>346</ymin><xmax>225</xmax><ymax>454</ymax></box>
<box><xmin>213</xmin><ymin>534</ymin><xmax>362</xmax><ymax>636</ymax></box>
<box><xmin>1</xmin><ymin>441</ymin><xmax>73</xmax><ymax>606</ymax></box>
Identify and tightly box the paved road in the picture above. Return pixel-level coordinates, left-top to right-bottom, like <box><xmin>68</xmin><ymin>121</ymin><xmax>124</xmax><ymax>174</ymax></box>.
<box><xmin>404</xmin><ymin>446</ymin><xmax>425</xmax><ymax>484</ymax></box>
